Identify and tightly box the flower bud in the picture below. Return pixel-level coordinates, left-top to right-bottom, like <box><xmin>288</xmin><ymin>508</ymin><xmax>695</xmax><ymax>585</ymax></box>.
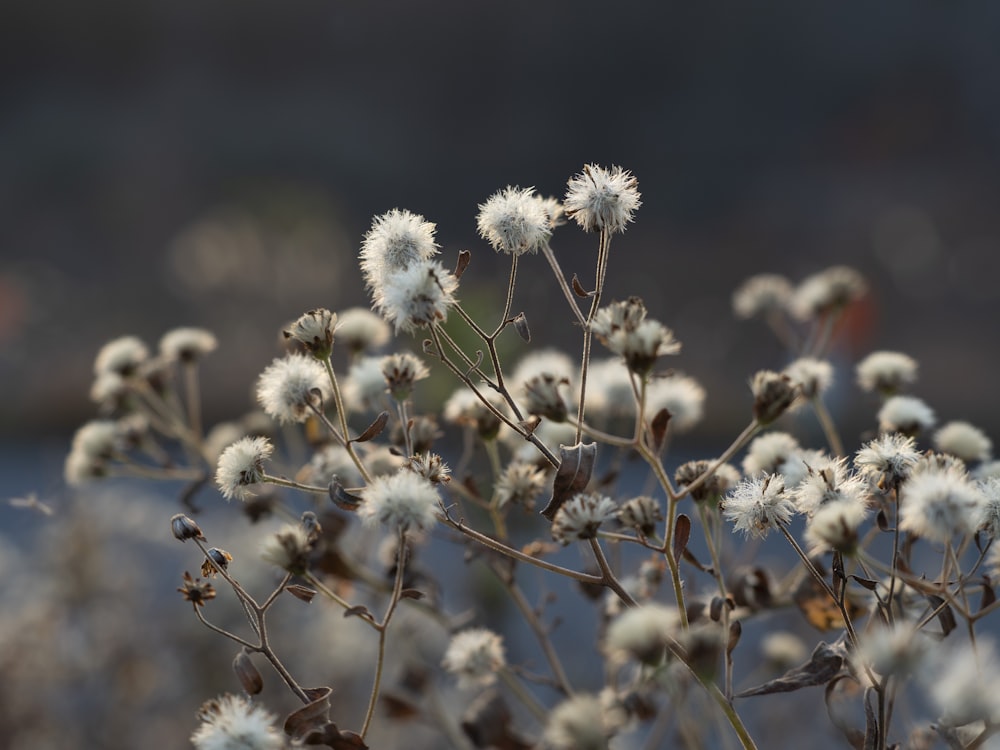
<box><xmin>171</xmin><ymin>513</ymin><xmax>206</xmax><ymax>542</ymax></box>
<box><xmin>750</xmin><ymin>370</ymin><xmax>798</xmax><ymax>425</ymax></box>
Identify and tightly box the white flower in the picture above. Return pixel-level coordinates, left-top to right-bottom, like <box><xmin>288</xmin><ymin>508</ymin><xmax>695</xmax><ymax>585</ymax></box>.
<box><xmin>343</xmin><ymin>355</ymin><xmax>388</xmax><ymax>412</ymax></box>
<box><xmin>645</xmin><ymin>373</ymin><xmax>705</xmax><ymax>432</ymax></box>
<box><xmin>934</xmin><ymin>421</ymin><xmax>992</xmax><ymax>463</ymax></box>
<box><xmin>359</xmin><ymin>469</ymin><xmax>439</xmax><ymax>531</ymax></box>
<box><xmin>300</xmin><ymin>443</ymin><xmax>363</xmax><ymax>488</ymax></box>
<box><xmin>900</xmin><ymin>464</ymin><xmax>985</xmax><ymax>542</ymax></box>
<box><xmin>585</xmin><ymin>357</ymin><xmax>635</xmax><ymax>422</ymax></box>
<box><xmin>544</xmin><ymin>693</ymin><xmax>616</xmax><ymax>750</ymax></box>
<box><xmin>617</xmin><ymin>495</ymin><xmax>663</xmax><ymax>535</ymax></box>
<box><xmin>855</xmin><ymin>432</ymin><xmax>921</xmax><ymax>490</ymax></box>
<box><xmin>215</xmin><ymin>436</ymin><xmax>274</xmax><ymax>500</ymax></box>
<box><xmin>564</xmin><ymin>164</ymin><xmax>641</xmax><ymax>234</ymax></box>
<box><xmin>495</xmin><ymin>461</ymin><xmax>548</xmax><ymax>510</ymax></box>
<box><xmin>925</xmin><ymin>640</ymin><xmax>1000</xmax><ymax>727</ymax></box>
<box><xmin>191</xmin><ymin>694</ymin><xmax>284</xmax><ymax>750</ymax></box>
<box><xmin>878</xmin><ymin>395</ymin><xmax>936</xmax><ymax>435</ymax></box>
<box><xmin>723</xmin><ymin>474</ymin><xmax>795</xmax><ymax>539</ymax></box>
<box><xmin>732</xmin><ymin>273</ymin><xmax>793</xmax><ymax>319</ymax></box>
<box><xmin>605</xmin><ymin>603</ymin><xmax>678</xmax><ymax>665</ymax></box>
<box><xmin>441</xmin><ymin>628</ymin><xmax>506</xmax><ymax>687</ymax></box>
<box><xmin>778</xmin><ymin>448</ymin><xmax>832</xmax><ymax>489</ymax></box>
<box><xmin>260</xmin><ymin>524</ymin><xmax>313</xmax><ymax>574</ymax></box>
<box><xmin>742</xmin><ymin>432</ymin><xmax>800</xmax><ymax>476</ymax></box>
<box><xmin>64</xmin><ymin>420</ymin><xmax>123</xmax><ymax>484</ymax></box>
<box><xmin>856</xmin><ymin>350</ymin><xmax>918</xmax><ymax>394</ymax></box>
<box><xmin>376</xmin><ymin>259</ymin><xmax>459</xmax><ymax>332</ymax></box>
<box><xmin>979</xmin><ymin>477</ymin><xmax>1000</xmax><ymax>537</ymax></box>
<box><xmin>551</xmin><ymin>494</ymin><xmax>618</xmax><ymax>545</ymax></box>
<box><xmin>793</xmin><ymin>458</ymin><xmax>868</xmax><ymax>515</ymax></box>
<box><xmin>159</xmin><ymin>327</ymin><xmax>218</xmax><ymax>362</ymax></box>
<box><xmin>359</xmin><ymin>208</ymin><xmax>438</xmax><ymax>292</ymax></box>
<box><xmin>256</xmin><ymin>354</ymin><xmax>330</xmax><ymax>424</ymax></box>
<box><xmin>591</xmin><ymin>297</ymin><xmax>680</xmax><ymax>374</ymax></box>
<box><xmin>381</xmin><ymin>352</ymin><xmax>430</xmax><ymax>401</ymax></box>
<box><xmin>851</xmin><ymin>623</ymin><xmax>929</xmax><ymax>684</ymax></box>
<box><xmin>805</xmin><ymin>499</ymin><xmax>869</xmax><ymax>554</ymax></box>
<box><xmin>511</xmin><ymin>349</ymin><xmax>576</xmax><ymax>393</ymax></box>
<box><xmin>476</xmin><ymin>185</ymin><xmax>552</xmax><ymax>255</ymax></box>
<box><xmin>790</xmin><ymin>266</ymin><xmax>867</xmax><ymax>320</ymax></box>
<box><xmin>783</xmin><ymin>357</ymin><xmax>833</xmax><ymax>399</ymax></box>
<box><xmin>94</xmin><ymin>335</ymin><xmax>149</xmax><ymax>377</ymax></box>
<box><xmin>335</xmin><ymin>306</ymin><xmax>391</xmax><ymax>353</ymax></box>
<box><xmin>283</xmin><ymin>308</ymin><xmax>337</xmax><ymax>358</ymax></box>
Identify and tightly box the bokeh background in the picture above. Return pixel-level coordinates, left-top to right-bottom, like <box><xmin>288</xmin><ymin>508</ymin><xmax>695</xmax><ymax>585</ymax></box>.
<box><xmin>3</xmin><ymin>1</ymin><xmax>1000</xmax><ymax>748</ymax></box>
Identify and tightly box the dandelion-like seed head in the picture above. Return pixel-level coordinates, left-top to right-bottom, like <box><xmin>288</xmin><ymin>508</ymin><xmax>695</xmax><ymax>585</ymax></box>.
<box><xmin>723</xmin><ymin>474</ymin><xmax>795</xmax><ymax>539</ymax></box>
<box><xmin>732</xmin><ymin>273</ymin><xmax>793</xmax><ymax>319</ymax></box>
<box><xmin>790</xmin><ymin>265</ymin><xmax>867</xmax><ymax>320</ymax></box>
<box><xmin>215</xmin><ymin>436</ymin><xmax>274</xmax><ymax>500</ymax></box>
<box><xmin>65</xmin><ymin>419</ymin><xmax>124</xmax><ymax>485</ymax></box>
<box><xmin>191</xmin><ymin>693</ymin><xmax>284</xmax><ymax>750</ymax></box>
<box><xmin>495</xmin><ymin>461</ymin><xmax>548</xmax><ymax>510</ymax></box>
<box><xmin>899</xmin><ymin>464</ymin><xmax>985</xmax><ymax>542</ymax></box>
<box><xmin>441</xmin><ymin>628</ymin><xmax>506</xmax><ymax>688</ymax></box>
<box><xmin>645</xmin><ymin>373</ymin><xmax>706</xmax><ymax>433</ymax></box>
<box><xmin>260</xmin><ymin>523</ymin><xmax>314</xmax><ymax>575</ymax></box>
<box><xmin>521</xmin><ymin>373</ymin><xmax>571</xmax><ymax>422</ymax></box>
<box><xmin>543</xmin><ymin>693</ymin><xmax>622</xmax><ymax>750</ymax></box>
<box><xmin>359</xmin><ymin>469</ymin><xmax>440</xmax><ymax>531</ymax></box>
<box><xmin>927</xmin><ymin>640</ymin><xmax>1000</xmax><ymax>728</ymax></box>
<box><xmin>850</xmin><ymin>623</ymin><xmax>929</xmax><ymax>685</ymax></box>
<box><xmin>343</xmin><ymin>355</ymin><xmax>388</xmax><ymax>412</ymax></box>
<box><xmin>376</xmin><ymin>259</ymin><xmax>459</xmax><ymax>333</ymax></box>
<box><xmin>793</xmin><ymin>458</ymin><xmax>868</xmax><ymax>515</ymax></box>
<box><xmin>805</xmin><ymin>498</ymin><xmax>870</xmax><ymax>555</ymax></box>
<box><xmin>783</xmin><ymin>357</ymin><xmax>834</xmax><ymax>399</ymax></box>
<box><xmin>564</xmin><ymin>164</ymin><xmax>641</xmax><ymax>234</ymax></box>
<box><xmin>476</xmin><ymin>185</ymin><xmax>552</xmax><ymax>256</ymax></box>
<box><xmin>591</xmin><ymin>297</ymin><xmax>680</xmax><ymax>375</ymax></box>
<box><xmin>855</xmin><ymin>432</ymin><xmax>921</xmax><ymax>491</ymax></box>
<box><xmin>360</xmin><ymin>208</ymin><xmax>439</xmax><ymax>292</ymax></box>
<box><xmin>551</xmin><ymin>493</ymin><xmax>618</xmax><ymax>545</ymax></box>
<box><xmin>856</xmin><ymin>350</ymin><xmax>918</xmax><ymax>395</ymax></box>
<box><xmin>742</xmin><ymin>432</ymin><xmax>800</xmax><ymax>477</ymax></box>
<box><xmin>617</xmin><ymin>495</ymin><xmax>663</xmax><ymax>536</ymax></box>
<box><xmin>605</xmin><ymin>603</ymin><xmax>678</xmax><ymax>665</ymax></box>
<box><xmin>585</xmin><ymin>357</ymin><xmax>636</xmax><ymax>423</ymax></box>
<box><xmin>408</xmin><ymin>452</ymin><xmax>451</xmax><ymax>484</ymax></box>
<box><xmin>933</xmin><ymin>421</ymin><xmax>993</xmax><ymax>464</ymax></box>
<box><xmin>380</xmin><ymin>352</ymin><xmax>430</xmax><ymax>401</ymax></box>
<box><xmin>255</xmin><ymin>354</ymin><xmax>330</xmax><ymax>424</ymax></box>
<box><xmin>750</xmin><ymin>370</ymin><xmax>798</xmax><ymax>425</ymax></box>
<box><xmin>300</xmin><ymin>443</ymin><xmax>364</xmax><ymax>488</ymax></box>
<box><xmin>675</xmin><ymin>460</ymin><xmax>741</xmax><ymax>503</ymax></box>
<box><xmin>878</xmin><ymin>395</ymin><xmax>936</xmax><ymax>437</ymax></box>
<box><xmin>443</xmin><ymin>386</ymin><xmax>505</xmax><ymax>440</ymax></box>
<box><xmin>283</xmin><ymin>308</ymin><xmax>337</xmax><ymax>359</ymax></box>
<box><xmin>335</xmin><ymin>306</ymin><xmax>391</xmax><ymax>354</ymax></box>
<box><xmin>94</xmin><ymin>335</ymin><xmax>150</xmax><ymax>377</ymax></box>
<box><xmin>160</xmin><ymin>327</ymin><xmax>218</xmax><ymax>363</ymax></box>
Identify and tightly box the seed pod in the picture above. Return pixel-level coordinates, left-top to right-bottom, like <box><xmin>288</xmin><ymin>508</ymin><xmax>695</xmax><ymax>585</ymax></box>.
<box><xmin>233</xmin><ymin>649</ymin><xmax>263</xmax><ymax>695</ymax></box>
<box><xmin>170</xmin><ymin>513</ymin><xmax>205</xmax><ymax>542</ymax></box>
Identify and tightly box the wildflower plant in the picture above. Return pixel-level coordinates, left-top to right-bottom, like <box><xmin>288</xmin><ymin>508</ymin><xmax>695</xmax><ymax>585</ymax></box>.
<box><xmin>63</xmin><ymin>163</ymin><xmax>1000</xmax><ymax>750</ymax></box>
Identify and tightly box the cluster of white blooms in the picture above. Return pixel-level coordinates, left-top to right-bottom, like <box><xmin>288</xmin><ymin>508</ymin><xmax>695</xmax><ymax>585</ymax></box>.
<box><xmin>476</xmin><ymin>185</ymin><xmax>553</xmax><ymax>256</ymax></box>
<box><xmin>591</xmin><ymin>297</ymin><xmax>681</xmax><ymax>375</ymax></box>
<box><xmin>256</xmin><ymin>354</ymin><xmax>330</xmax><ymax>424</ymax></box>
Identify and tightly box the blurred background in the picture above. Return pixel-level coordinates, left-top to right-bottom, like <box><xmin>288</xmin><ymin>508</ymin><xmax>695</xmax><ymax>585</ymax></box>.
<box><xmin>3</xmin><ymin>1</ymin><xmax>1000</xmax><ymax>747</ymax></box>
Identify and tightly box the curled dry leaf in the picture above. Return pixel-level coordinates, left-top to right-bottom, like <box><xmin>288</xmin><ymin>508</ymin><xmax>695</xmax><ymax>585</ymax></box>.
<box><xmin>454</xmin><ymin>249</ymin><xmax>472</xmax><ymax>279</ymax></box>
<box><xmin>512</xmin><ymin>312</ymin><xmax>531</xmax><ymax>342</ymax></box>
<box><xmin>540</xmin><ymin>442</ymin><xmax>597</xmax><ymax>521</ymax></box>
<box><xmin>737</xmin><ymin>638</ymin><xmax>848</xmax><ymax>698</ymax></box>
<box><xmin>353</xmin><ymin>412</ymin><xmax>389</xmax><ymax>444</ymax></box>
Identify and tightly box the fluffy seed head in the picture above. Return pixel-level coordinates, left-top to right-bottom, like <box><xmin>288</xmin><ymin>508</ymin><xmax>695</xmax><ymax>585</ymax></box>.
<box><xmin>605</xmin><ymin>603</ymin><xmax>678</xmax><ymax>665</ymax></box>
<box><xmin>855</xmin><ymin>432</ymin><xmax>921</xmax><ymax>490</ymax></box>
<box><xmin>617</xmin><ymin>495</ymin><xmax>663</xmax><ymax>536</ymax></box>
<box><xmin>591</xmin><ymin>297</ymin><xmax>680</xmax><ymax>375</ymax></box>
<box><xmin>335</xmin><ymin>306</ymin><xmax>391</xmax><ymax>354</ymax></box>
<box><xmin>790</xmin><ymin>266</ymin><xmax>867</xmax><ymax>320</ymax></box>
<box><xmin>933</xmin><ymin>421</ymin><xmax>992</xmax><ymax>464</ymax></box>
<box><xmin>645</xmin><ymin>373</ymin><xmax>706</xmax><ymax>433</ymax></box>
<box><xmin>878</xmin><ymin>395</ymin><xmax>936</xmax><ymax>436</ymax></box>
<box><xmin>359</xmin><ymin>469</ymin><xmax>440</xmax><ymax>531</ymax></box>
<box><xmin>94</xmin><ymin>335</ymin><xmax>150</xmax><ymax>377</ymax></box>
<box><xmin>742</xmin><ymin>432</ymin><xmax>800</xmax><ymax>476</ymax></box>
<box><xmin>495</xmin><ymin>462</ymin><xmax>548</xmax><ymax>510</ymax></box>
<box><xmin>551</xmin><ymin>493</ymin><xmax>618</xmax><ymax>545</ymax></box>
<box><xmin>215</xmin><ymin>436</ymin><xmax>274</xmax><ymax>500</ymax></box>
<box><xmin>732</xmin><ymin>273</ymin><xmax>793</xmax><ymax>319</ymax></box>
<box><xmin>441</xmin><ymin>628</ymin><xmax>506</xmax><ymax>687</ymax></box>
<box><xmin>750</xmin><ymin>370</ymin><xmax>798</xmax><ymax>425</ymax></box>
<box><xmin>256</xmin><ymin>354</ymin><xmax>331</xmax><ymax>424</ymax></box>
<box><xmin>805</xmin><ymin>499</ymin><xmax>870</xmax><ymax>555</ymax></box>
<box><xmin>381</xmin><ymin>352</ymin><xmax>430</xmax><ymax>401</ymax></box>
<box><xmin>376</xmin><ymin>259</ymin><xmax>459</xmax><ymax>333</ymax></box>
<box><xmin>191</xmin><ymin>694</ymin><xmax>284</xmax><ymax>750</ymax></box>
<box><xmin>260</xmin><ymin>523</ymin><xmax>315</xmax><ymax>575</ymax></box>
<box><xmin>723</xmin><ymin>474</ymin><xmax>795</xmax><ymax>539</ymax></box>
<box><xmin>360</xmin><ymin>208</ymin><xmax>439</xmax><ymax>292</ymax></box>
<box><xmin>476</xmin><ymin>185</ymin><xmax>552</xmax><ymax>256</ymax></box>
<box><xmin>900</xmin><ymin>464</ymin><xmax>986</xmax><ymax>542</ymax></box>
<box><xmin>793</xmin><ymin>458</ymin><xmax>869</xmax><ymax>515</ymax></box>
<box><xmin>160</xmin><ymin>327</ymin><xmax>218</xmax><ymax>362</ymax></box>
<box><xmin>856</xmin><ymin>350</ymin><xmax>918</xmax><ymax>395</ymax></box>
<box><xmin>564</xmin><ymin>164</ymin><xmax>641</xmax><ymax>234</ymax></box>
<box><xmin>783</xmin><ymin>357</ymin><xmax>834</xmax><ymax>399</ymax></box>
<box><xmin>543</xmin><ymin>693</ymin><xmax>621</xmax><ymax>750</ymax></box>
<box><xmin>283</xmin><ymin>308</ymin><xmax>337</xmax><ymax>359</ymax></box>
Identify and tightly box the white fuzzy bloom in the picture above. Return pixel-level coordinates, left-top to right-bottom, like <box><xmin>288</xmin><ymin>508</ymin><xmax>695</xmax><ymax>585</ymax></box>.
<box><xmin>381</xmin><ymin>352</ymin><xmax>430</xmax><ymax>401</ymax></box>
<box><xmin>477</xmin><ymin>185</ymin><xmax>552</xmax><ymax>256</ymax></box>
<box><xmin>851</xmin><ymin>623</ymin><xmax>929</xmax><ymax>685</ymax></box>
<box><xmin>283</xmin><ymin>308</ymin><xmax>337</xmax><ymax>358</ymax></box>
<box><xmin>511</xmin><ymin>420</ymin><xmax>578</xmax><ymax>464</ymax></box>
<box><xmin>975</xmin><ymin>460</ymin><xmax>1000</xmax><ymax>481</ymax></box>
<box><xmin>342</xmin><ymin>355</ymin><xmax>388</xmax><ymax>412</ymax></box>
<box><xmin>441</xmin><ymin>628</ymin><xmax>506</xmax><ymax>687</ymax></box>
<box><xmin>925</xmin><ymin>640</ymin><xmax>1000</xmax><ymax>727</ymax></box>
<box><xmin>359</xmin><ymin>469</ymin><xmax>439</xmax><ymax>531</ymax></box>
<box><xmin>495</xmin><ymin>461</ymin><xmax>548</xmax><ymax>510</ymax></box>
<box><xmin>94</xmin><ymin>335</ymin><xmax>149</xmax><ymax>377</ymax></box>
<box><xmin>805</xmin><ymin>498</ymin><xmax>870</xmax><ymax>554</ymax></box>
<box><xmin>564</xmin><ymin>164</ymin><xmax>641</xmax><ymax>234</ymax></box>
<box><xmin>511</xmin><ymin>349</ymin><xmax>576</xmax><ymax>392</ymax></box>
<box><xmin>855</xmin><ymin>432</ymin><xmax>921</xmax><ymax>489</ymax></box>
<box><xmin>376</xmin><ymin>259</ymin><xmax>459</xmax><ymax>332</ymax></box>
<box><xmin>900</xmin><ymin>465</ymin><xmax>986</xmax><ymax>542</ymax></box>
<box><xmin>793</xmin><ymin>458</ymin><xmax>869</xmax><ymax>515</ymax></box>
<box><xmin>591</xmin><ymin>297</ymin><xmax>680</xmax><ymax>374</ymax></box>
<box><xmin>215</xmin><ymin>436</ymin><xmax>274</xmax><ymax>500</ymax></box>
<box><xmin>191</xmin><ymin>694</ymin><xmax>284</xmax><ymax>750</ymax></box>
<box><xmin>645</xmin><ymin>373</ymin><xmax>706</xmax><ymax>432</ymax></box>
<box><xmin>977</xmin><ymin>477</ymin><xmax>1000</xmax><ymax>537</ymax></box>
<box><xmin>360</xmin><ymin>208</ymin><xmax>439</xmax><ymax>292</ymax></box>
<box><xmin>723</xmin><ymin>474</ymin><xmax>795</xmax><ymax>539</ymax></box>
<box><xmin>335</xmin><ymin>306</ymin><xmax>391</xmax><ymax>353</ymax></box>
<box><xmin>878</xmin><ymin>395</ymin><xmax>936</xmax><ymax>435</ymax></box>
<box><xmin>300</xmin><ymin>443</ymin><xmax>364</xmax><ymax>488</ymax></box>
<box><xmin>760</xmin><ymin>632</ymin><xmax>808</xmax><ymax>670</ymax></box>
<box><xmin>260</xmin><ymin>524</ymin><xmax>313</xmax><ymax>574</ymax></box>
<box><xmin>778</xmin><ymin>448</ymin><xmax>832</xmax><ymax>489</ymax></box>
<box><xmin>856</xmin><ymin>350</ymin><xmax>918</xmax><ymax>394</ymax></box>
<box><xmin>551</xmin><ymin>494</ymin><xmax>618</xmax><ymax>545</ymax></box>
<box><xmin>783</xmin><ymin>357</ymin><xmax>834</xmax><ymax>399</ymax></box>
<box><xmin>605</xmin><ymin>603</ymin><xmax>678</xmax><ymax>665</ymax></box>
<box><xmin>543</xmin><ymin>693</ymin><xmax>619</xmax><ymax>750</ymax></box>
<box><xmin>732</xmin><ymin>273</ymin><xmax>793</xmax><ymax>319</ymax></box>
<box><xmin>790</xmin><ymin>266</ymin><xmax>867</xmax><ymax>320</ymax></box>
<box><xmin>934</xmin><ymin>421</ymin><xmax>993</xmax><ymax>463</ymax></box>
<box><xmin>65</xmin><ymin>420</ymin><xmax>123</xmax><ymax>484</ymax></box>
<box><xmin>585</xmin><ymin>357</ymin><xmax>635</xmax><ymax>422</ymax></box>
<box><xmin>742</xmin><ymin>432</ymin><xmax>800</xmax><ymax>476</ymax></box>
<box><xmin>159</xmin><ymin>327</ymin><xmax>218</xmax><ymax>362</ymax></box>
<box><xmin>617</xmin><ymin>495</ymin><xmax>663</xmax><ymax>535</ymax></box>
<box><xmin>256</xmin><ymin>354</ymin><xmax>331</xmax><ymax>424</ymax></box>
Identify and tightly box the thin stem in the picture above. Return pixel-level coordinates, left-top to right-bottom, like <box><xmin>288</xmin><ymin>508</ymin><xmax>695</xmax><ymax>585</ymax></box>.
<box><xmin>673</xmin><ymin>421</ymin><xmax>761</xmax><ymax>503</ymax></box>
<box><xmin>193</xmin><ymin>606</ymin><xmax>258</xmax><ymax>650</ymax></box>
<box><xmin>261</xmin><ymin>473</ymin><xmax>328</xmax><ymax>495</ymax></box>
<box><xmin>589</xmin><ymin>537</ymin><xmax>638</xmax><ymax>608</ymax></box>
<box><xmin>575</xmin><ymin>228</ymin><xmax>610</xmax><ymax>444</ymax></box>
<box><xmin>810</xmin><ymin>396</ymin><xmax>844</xmax><ymax>457</ymax></box>
<box><xmin>182</xmin><ymin>360</ymin><xmax>204</xmax><ymax>447</ymax></box>
<box><xmin>541</xmin><ymin>242</ymin><xmax>587</xmax><ymax>327</ymax></box>
<box><xmin>321</xmin><ymin>358</ymin><xmax>373</xmax><ymax>484</ymax></box>
<box><xmin>491</xmin><ymin>254</ymin><xmax>519</xmax><ymax>337</ymax></box>
<box><xmin>499</xmin><ymin>667</ymin><xmax>548</xmax><ymax>724</ymax></box>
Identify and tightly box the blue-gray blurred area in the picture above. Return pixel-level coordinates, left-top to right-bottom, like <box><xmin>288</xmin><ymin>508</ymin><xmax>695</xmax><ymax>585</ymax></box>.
<box><xmin>3</xmin><ymin>0</ymin><xmax>1000</xmax><ymax>445</ymax></box>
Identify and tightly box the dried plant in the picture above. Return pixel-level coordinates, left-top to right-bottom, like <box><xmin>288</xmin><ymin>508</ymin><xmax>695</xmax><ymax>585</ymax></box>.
<box><xmin>53</xmin><ymin>163</ymin><xmax>1000</xmax><ymax>749</ymax></box>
